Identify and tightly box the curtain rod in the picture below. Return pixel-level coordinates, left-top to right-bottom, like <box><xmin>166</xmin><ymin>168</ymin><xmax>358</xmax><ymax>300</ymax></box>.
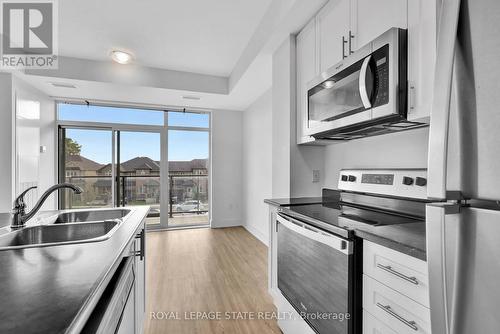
<box><xmin>50</xmin><ymin>96</ymin><xmax>213</xmax><ymax>113</ymax></box>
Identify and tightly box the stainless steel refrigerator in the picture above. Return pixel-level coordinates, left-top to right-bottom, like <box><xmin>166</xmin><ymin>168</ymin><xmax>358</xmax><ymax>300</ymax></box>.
<box><xmin>427</xmin><ymin>0</ymin><xmax>500</xmax><ymax>333</ymax></box>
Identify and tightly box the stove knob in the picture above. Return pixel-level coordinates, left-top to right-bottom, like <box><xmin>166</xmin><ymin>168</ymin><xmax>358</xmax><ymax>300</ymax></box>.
<box><xmin>402</xmin><ymin>176</ymin><xmax>414</xmax><ymax>186</ymax></box>
<box><xmin>348</xmin><ymin>175</ymin><xmax>356</xmax><ymax>182</ymax></box>
<box><xmin>415</xmin><ymin>177</ymin><xmax>427</xmax><ymax>186</ymax></box>
<box><xmin>341</xmin><ymin>175</ymin><xmax>348</xmax><ymax>181</ymax></box>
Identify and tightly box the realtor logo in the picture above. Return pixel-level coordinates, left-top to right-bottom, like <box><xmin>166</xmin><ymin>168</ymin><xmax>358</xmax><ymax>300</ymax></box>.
<box><xmin>1</xmin><ymin>0</ymin><xmax>58</xmax><ymax>68</ymax></box>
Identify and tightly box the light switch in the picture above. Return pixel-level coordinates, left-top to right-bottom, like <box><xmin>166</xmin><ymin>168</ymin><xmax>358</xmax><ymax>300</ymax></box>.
<box><xmin>40</xmin><ymin>145</ymin><xmax>47</xmax><ymax>153</ymax></box>
<box><xmin>312</xmin><ymin>170</ymin><xmax>320</xmax><ymax>183</ymax></box>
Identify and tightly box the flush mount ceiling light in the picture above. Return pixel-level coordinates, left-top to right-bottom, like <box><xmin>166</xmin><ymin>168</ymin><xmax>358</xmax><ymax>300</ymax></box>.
<box><xmin>182</xmin><ymin>95</ymin><xmax>201</xmax><ymax>100</ymax></box>
<box><xmin>110</xmin><ymin>50</ymin><xmax>133</xmax><ymax>64</ymax></box>
<box><xmin>50</xmin><ymin>82</ymin><xmax>76</xmax><ymax>89</ymax></box>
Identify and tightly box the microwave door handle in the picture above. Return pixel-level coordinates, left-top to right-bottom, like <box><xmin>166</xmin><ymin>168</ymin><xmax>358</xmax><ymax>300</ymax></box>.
<box><xmin>359</xmin><ymin>55</ymin><xmax>372</xmax><ymax>109</ymax></box>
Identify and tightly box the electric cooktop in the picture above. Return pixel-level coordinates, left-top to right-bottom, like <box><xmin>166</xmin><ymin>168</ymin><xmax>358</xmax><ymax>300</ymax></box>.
<box><xmin>281</xmin><ymin>200</ymin><xmax>425</xmax><ymax>239</ymax></box>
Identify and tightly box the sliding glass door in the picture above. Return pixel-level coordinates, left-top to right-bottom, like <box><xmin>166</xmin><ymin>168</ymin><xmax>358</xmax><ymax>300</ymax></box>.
<box><xmin>168</xmin><ymin>130</ymin><xmax>209</xmax><ymax>227</ymax></box>
<box><xmin>57</xmin><ymin>103</ymin><xmax>210</xmax><ymax>230</ymax></box>
<box><xmin>59</xmin><ymin>127</ymin><xmax>113</xmax><ymax>209</ymax></box>
<box><xmin>167</xmin><ymin>111</ymin><xmax>210</xmax><ymax>228</ymax></box>
<box><xmin>117</xmin><ymin>131</ymin><xmax>162</xmax><ymax>226</ymax></box>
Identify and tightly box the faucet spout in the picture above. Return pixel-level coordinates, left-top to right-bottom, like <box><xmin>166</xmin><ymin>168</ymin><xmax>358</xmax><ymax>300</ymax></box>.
<box><xmin>11</xmin><ymin>183</ymin><xmax>83</xmax><ymax>228</ymax></box>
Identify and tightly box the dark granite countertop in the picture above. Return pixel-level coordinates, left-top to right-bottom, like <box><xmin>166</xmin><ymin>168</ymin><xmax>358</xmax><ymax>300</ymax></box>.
<box><xmin>264</xmin><ymin>197</ymin><xmax>326</xmax><ymax>207</ymax></box>
<box><xmin>0</xmin><ymin>206</ymin><xmax>149</xmax><ymax>334</ymax></box>
<box><xmin>353</xmin><ymin>223</ymin><xmax>426</xmax><ymax>261</ymax></box>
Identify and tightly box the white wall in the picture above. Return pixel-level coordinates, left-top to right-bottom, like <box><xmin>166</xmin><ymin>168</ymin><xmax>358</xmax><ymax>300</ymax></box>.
<box><xmin>0</xmin><ymin>73</ymin><xmax>14</xmax><ymax>212</ymax></box>
<box><xmin>242</xmin><ymin>89</ymin><xmax>273</xmax><ymax>245</ymax></box>
<box><xmin>271</xmin><ymin>35</ymin><xmax>326</xmax><ymax>199</ymax></box>
<box><xmin>271</xmin><ymin>36</ymin><xmax>294</xmax><ymax>198</ymax></box>
<box><xmin>13</xmin><ymin>76</ymin><xmax>57</xmax><ymax>210</ymax></box>
<box><xmin>0</xmin><ymin>74</ymin><xmax>55</xmax><ymax>212</ymax></box>
<box><xmin>323</xmin><ymin>127</ymin><xmax>430</xmax><ymax>188</ymax></box>
<box><xmin>211</xmin><ymin>109</ymin><xmax>243</xmax><ymax>228</ymax></box>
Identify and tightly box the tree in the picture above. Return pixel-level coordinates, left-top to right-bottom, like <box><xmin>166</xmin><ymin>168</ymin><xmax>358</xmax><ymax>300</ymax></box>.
<box><xmin>65</xmin><ymin>138</ymin><xmax>82</xmax><ymax>156</ymax></box>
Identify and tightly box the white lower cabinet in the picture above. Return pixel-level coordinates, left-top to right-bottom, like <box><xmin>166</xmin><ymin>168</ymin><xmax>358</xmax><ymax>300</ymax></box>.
<box><xmin>134</xmin><ymin>225</ymin><xmax>146</xmax><ymax>334</ymax></box>
<box><xmin>363</xmin><ymin>311</ymin><xmax>397</xmax><ymax>334</ymax></box>
<box><xmin>116</xmin><ymin>285</ymin><xmax>136</xmax><ymax>334</ymax></box>
<box><xmin>363</xmin><ymin>275</ymin><xmax>431</xmax><ymax>334</ymax></box>
<box><xmin>362</xmin><ymin>240</ymin><xmax>431</xmax><ymax>334</ymax></box>
<box><xmin>363</xmin><ymin>240</ymin><xmax>429</xmax><ymax>307</ymax></box>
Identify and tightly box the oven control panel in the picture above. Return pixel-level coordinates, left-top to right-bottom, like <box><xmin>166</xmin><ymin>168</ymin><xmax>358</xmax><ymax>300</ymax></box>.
<box><xmin>338</xmin><ymin>169</ymin><xmax>427</xmax><ymax>200</ymax></box>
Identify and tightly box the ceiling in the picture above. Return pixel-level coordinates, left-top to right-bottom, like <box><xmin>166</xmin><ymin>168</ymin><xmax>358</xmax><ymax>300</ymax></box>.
<box><xmin>18</xmin><ymin>0</ymin><xmax>328</xmax><ymax>110</ymax></box>
<box><xmin>58</xmin><ymin>0</ymin><xmax>272</xmax><ymax>76</ymax></box>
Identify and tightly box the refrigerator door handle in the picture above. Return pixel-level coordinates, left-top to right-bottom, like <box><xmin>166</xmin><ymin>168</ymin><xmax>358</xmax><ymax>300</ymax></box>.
<box><xmin>427</xmin><ymin>0</ymin><xmax>462</xmax><ymax>200</ymax></box>
<box><xmin>426</xmin><ymin>203</ymin><xmax>460</xmax><ymax>334</ymax></box>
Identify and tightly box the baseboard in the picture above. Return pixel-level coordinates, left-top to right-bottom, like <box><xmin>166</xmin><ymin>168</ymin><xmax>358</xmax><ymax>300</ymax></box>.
<box><xmin>211</xmin><ymin>219</ymin><xmax>241</xmax><ymax>228</ymax></box>
<box><xmin>243</xmin><ymin>224</ymin><xmax>268</xmax><ymax>246</ymax></box>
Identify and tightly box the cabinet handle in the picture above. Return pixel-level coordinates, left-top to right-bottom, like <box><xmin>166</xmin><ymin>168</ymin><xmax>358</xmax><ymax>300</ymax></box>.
<box><xmin>135</xmin><ymin>229</ymin><xmax>145</xmax><ymax>260</ymax></box>
<box><xmin>342</xmin><ymin>36</ymin><xmax>347</xmax><ymax>59</ymax></box>
<box><xmin>377</xmin><ymin>263</ymin><xmax>419</xmax><ymax>285</ymax></box>
<box><xmin>349</xmin><ymin>30</ymin><xmax>355</xmax><ymax>54</ymax></box>
<box><xmin>409</xmin><ymin>83</ymin><xmax>416</xmax><ymax>112</ymax></box>
<box><xmin>376</xmin><ymin>303</ymin><xmax>419</xmax><ymax>331</ymax></box>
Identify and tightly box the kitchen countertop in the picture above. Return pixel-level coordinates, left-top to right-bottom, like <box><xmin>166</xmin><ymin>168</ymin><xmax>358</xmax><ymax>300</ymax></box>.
<box><xmin>264</xmin><ymin>197</ymin><xmax>326</xmax><ymax>207</ymax></box>
<box><xmin>0</xmin><ymin>206</ymin><xmax>149</xmax><ymax>334</ymax></box>
<box><xmin>353</xmin><ymin>222</ymin><xmax>426</xmax><ymax>261</ymax></box>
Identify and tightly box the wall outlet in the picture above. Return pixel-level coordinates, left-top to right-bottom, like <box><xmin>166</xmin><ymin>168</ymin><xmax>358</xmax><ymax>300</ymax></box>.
<box><xmin>312</xmin><ymin>170</ymin><xmax>320</xmax><ymax>183</ymax></box>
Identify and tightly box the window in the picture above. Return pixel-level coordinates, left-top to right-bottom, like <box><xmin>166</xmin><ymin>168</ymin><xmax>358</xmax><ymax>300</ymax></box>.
<box><xmin>168</xmin><ymin>111</ymin><xmax>209</xmax><ymax>128</ymax></box>
<box><xmin>58</xmin><ymin>104</ymin><xmax>164</xmax><ymax>126</ymax></box>
<box><xmin>57</xmin><ymin>103</ymin><xmax>210</xmax><ymax>229</ymax></box>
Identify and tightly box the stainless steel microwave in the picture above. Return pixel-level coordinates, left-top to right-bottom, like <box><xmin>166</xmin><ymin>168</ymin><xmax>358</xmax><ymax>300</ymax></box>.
<box><xmin>306</xmin><ymin>28</ymin><xmax>425</xmax><ymax>140</ymax></box>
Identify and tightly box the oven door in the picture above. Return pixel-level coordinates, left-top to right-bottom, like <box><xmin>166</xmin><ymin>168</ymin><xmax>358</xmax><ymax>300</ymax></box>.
<box><xmin>277</xmin><ymin>213</ymin><xmax>354</xmax><ymax>334</ymax></box>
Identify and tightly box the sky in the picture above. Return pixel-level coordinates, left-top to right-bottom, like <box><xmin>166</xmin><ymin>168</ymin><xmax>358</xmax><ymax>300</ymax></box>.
<box><xmin>61</xmin><ymin>104</ymin><xmax>209</xmax><ymax>164</ymax></box>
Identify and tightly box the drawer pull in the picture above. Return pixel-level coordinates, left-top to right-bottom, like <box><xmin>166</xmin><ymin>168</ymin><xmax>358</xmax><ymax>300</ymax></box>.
<box><xmin>377</xmin><ymin>264</ymin><xmax>419</xmax><ymax>285</ymax></box>
<box><xmin>376</xmin><ymin>303</ymin><xmax>418</xmax><ymax>331</ymax></box>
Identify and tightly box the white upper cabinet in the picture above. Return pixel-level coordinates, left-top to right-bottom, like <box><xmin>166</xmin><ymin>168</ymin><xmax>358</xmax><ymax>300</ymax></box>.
<box><xmin>406</xmin><ymin>0</ymin><xmax>436</xmax><ymax>122</ymax></box>
<box><xmin>295</xmin><ymin>0</ymin><xmax>436</xmax><ymax>145</ymax></box>
<box><xmin>351</xmin><ymin>0</ymin><xmax>408</xmax><ymax>51</ymax></box>
<box><xmin>296</xmin><ymin>19</ymin><xmax>318</xmax><ymax>144</ymax></box>
<box><xmin>317</xmin><ymin>0</ymin><xmax>351</xmax><ymax>73</ymax></box>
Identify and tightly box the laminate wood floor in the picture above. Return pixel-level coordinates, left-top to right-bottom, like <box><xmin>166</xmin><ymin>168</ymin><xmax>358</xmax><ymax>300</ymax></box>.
<box><xmin>144</xmin><ymin>227</ymin><xmax>282</xmax><ymax>334</ymax></box>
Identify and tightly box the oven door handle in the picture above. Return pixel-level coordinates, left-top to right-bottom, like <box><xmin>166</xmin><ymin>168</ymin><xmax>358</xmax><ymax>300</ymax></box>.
<box><xmin>277</xmin><ymin>214</ymin><xmax>352</xmax><ymax>255</ymax></box>
<box><xmin>359</xmin><ymin>55</ymin><xmax>373</xmax><ymax>109</ymax></box>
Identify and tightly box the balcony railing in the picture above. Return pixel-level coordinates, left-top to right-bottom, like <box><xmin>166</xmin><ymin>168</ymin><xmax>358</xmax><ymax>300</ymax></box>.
<box><xmin>63</xmin><ymin>174</ymin><xmax>209</xmax><ymax>219</ymax></box>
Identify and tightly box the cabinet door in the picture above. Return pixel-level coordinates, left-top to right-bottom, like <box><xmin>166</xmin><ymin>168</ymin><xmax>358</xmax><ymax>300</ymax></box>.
<box><xmin>116</xmin><ymin>284</ymin><xmax>136</xmax><ymax>334</ymax></box>
<box><xmin>296</xmin><ymin>19</ymin><xmax>317</xmax><ymax>145</ymax></box>
<box><xmin>351</xmin><ymin>0</ymin><xmax>407</xmax><ymax>51</ymax></box>
<box><xmin>406</xmin><ymin>0</ymin><xmax>436</xmax><ymax>121</ymax></box>
<box><xmin>317</xmin><ymin>0</ymin><xmax>351</xmax><ymax>73</ymax></box>
<box><xmin>134</xmin><ymin>228</ymin><xmax>146</xmax><ymax>334</ymax></box>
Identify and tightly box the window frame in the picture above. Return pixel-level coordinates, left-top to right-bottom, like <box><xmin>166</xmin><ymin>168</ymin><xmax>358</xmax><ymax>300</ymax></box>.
<box><xmin>55</xmin><ymin>101</ymin><xmax>212</xmax><ymax>230</ymax></box>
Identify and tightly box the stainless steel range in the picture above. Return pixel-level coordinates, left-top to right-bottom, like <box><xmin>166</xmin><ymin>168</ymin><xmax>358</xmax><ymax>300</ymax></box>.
<box><xmin>276</xmin><ymin>169</ymin><xmax>429</xmax><ymax>334</ymax></box>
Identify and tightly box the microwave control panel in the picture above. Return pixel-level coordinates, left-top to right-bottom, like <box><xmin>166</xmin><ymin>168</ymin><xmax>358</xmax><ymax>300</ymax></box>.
<box><xmin>372</xmin><ymin>44</ymin><xmax>390</xmax><ymax>108</ymax></box>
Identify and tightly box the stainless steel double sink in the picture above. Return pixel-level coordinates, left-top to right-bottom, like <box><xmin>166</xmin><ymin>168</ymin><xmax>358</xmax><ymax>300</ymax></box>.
<box><xmin>0</xmin><ymin>209</ymin><xmax>131</xmax><ymax>250</ymax></box>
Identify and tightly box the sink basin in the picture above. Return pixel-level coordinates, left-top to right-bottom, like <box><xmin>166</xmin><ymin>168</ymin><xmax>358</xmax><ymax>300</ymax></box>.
<box><xmin>54</xmin><ymin>209</ymin><xmax>130</xmax><ymax>223</ymax></box>
<box><xmin>0</xmin><ymin>221</ymin><xmax>119</xmax><ymax>250</ymax></box>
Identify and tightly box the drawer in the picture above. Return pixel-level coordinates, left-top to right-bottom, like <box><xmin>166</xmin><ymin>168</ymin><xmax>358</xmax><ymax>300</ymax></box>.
<box><xmin>363</xmin><ymin>311</ymin><xmax>397</xmax><ymax>334</ymax></box>
<box><xmin>363</xmin><ymin>275</ymin><xmax>431</xmax><ymax>334</ymax></box>
<box><xmin>363</xmin><ymin>240</ymin><xmax>429</xmax><ymax>307</ymax></box>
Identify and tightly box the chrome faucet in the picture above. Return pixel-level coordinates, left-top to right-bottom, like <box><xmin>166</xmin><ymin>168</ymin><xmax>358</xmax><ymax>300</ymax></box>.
<box><xmin>11</xmin><ymin>183</ymin><xmax>83</xmax><ymax>229</ymax></box>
